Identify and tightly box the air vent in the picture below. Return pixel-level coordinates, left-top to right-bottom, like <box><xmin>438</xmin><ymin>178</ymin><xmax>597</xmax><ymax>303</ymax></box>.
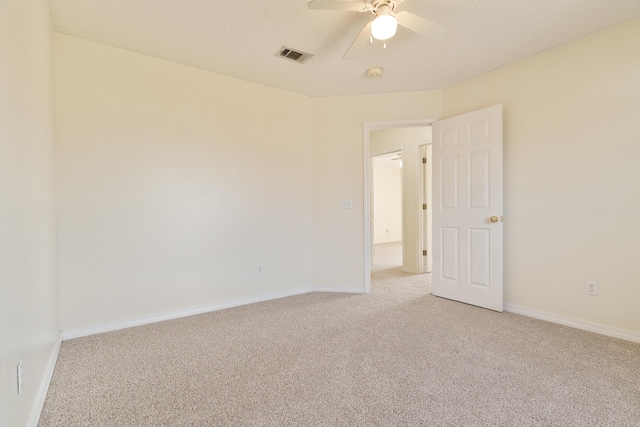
<box><xmin>275</xmin><ymin>46</ymin><xmax>313</xmax><ymax>64</ymax></box>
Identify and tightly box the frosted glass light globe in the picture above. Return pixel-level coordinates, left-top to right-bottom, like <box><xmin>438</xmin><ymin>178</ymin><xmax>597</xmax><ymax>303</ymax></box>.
<box><xmin>371</xmin><ymin>14</ymin><xmax>397</xmax><ymax>40</ymax></box>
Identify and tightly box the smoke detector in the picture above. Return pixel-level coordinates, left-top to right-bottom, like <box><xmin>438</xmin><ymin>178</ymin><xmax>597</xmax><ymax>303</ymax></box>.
<box><xmin>366</xmin><ymin>67</ymin><xmax>383</xmax><ymax>78</ymax></box>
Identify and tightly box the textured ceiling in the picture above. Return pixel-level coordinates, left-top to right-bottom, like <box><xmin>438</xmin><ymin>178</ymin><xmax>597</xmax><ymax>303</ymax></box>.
<box><xmin>49</xmin><ymin>0</ymin><xmax>640</xmax><ymax>97</ymax></box>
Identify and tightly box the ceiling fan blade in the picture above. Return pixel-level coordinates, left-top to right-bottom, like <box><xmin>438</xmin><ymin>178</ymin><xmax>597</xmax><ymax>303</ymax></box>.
<box><xmin>307</xmin><ymin>0</ymin><xmax>373</xmax><ymax>12</ymax></box>
<box><xmin>395</xmin><ymin>11</ymin><xmax>448</xmax><ymax>41</ymax></box>
<box><xmin>343</xmin><ymin>21</ymin><xmax>372</xmax><ymax>60</ymax></box>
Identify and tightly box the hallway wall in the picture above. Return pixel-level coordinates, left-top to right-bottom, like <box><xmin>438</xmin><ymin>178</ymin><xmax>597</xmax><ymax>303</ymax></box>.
<box><xmin>0</xmin><ymin>1</ymin><xmax>59</xmax><ymax>425</ymax></box>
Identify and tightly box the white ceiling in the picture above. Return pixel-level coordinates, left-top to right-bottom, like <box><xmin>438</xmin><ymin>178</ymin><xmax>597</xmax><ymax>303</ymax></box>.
<box><xmin>49</xmin><ymin>0</ymin><xmax>640</xmax><ymax>98</ymax></box>
<box><xmin>373</xmin><ymin>151</ymin><xmax>402</xmax><ymax>167</ymax></box>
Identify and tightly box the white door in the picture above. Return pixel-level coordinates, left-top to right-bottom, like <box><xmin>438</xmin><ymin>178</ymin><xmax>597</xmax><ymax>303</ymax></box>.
<box><xmin>432</xmin><ymin>105</ymin><xmax>503</xmax><ymax>311</ymax></box>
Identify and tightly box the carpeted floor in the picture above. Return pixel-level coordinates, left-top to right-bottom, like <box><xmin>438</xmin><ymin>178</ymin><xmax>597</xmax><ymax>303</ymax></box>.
<box><xmin>39</xmin><ymin>242</ymin><xmax>640</xmax><ymax>426</ymax></box>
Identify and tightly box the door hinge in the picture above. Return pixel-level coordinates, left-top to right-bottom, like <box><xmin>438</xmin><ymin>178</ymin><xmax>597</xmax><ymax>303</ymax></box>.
<box><xmin>422</xmin><ymin>204</ymin><xmax>427</xmax><ymax>210</ymax></box>
<box><xmin>423</xmin><ymin>250</ymin><xmax>427</xmax><ymax>256</ymax></box>
<box><xmin>422</xmin><ymin>157</ymin><xmax>427</xmax><ymax>164</ymax></box>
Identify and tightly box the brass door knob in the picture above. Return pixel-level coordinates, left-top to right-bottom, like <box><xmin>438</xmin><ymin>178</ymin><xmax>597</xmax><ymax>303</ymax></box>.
<box><xmin>489</xmin><ymin>216</ymin><xmax>499</xmax><ymax>223</ymax></box>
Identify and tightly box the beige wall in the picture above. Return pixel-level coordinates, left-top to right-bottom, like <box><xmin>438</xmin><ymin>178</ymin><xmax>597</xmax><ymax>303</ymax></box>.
<box><xmin>311</xmin><ymin>92</ymin><xmax>442</xmax><ymax>290</ymax></box>
<box><xmin>55</xmin><ymin>34</ymin><xmax>314</xmax><ymax>331</ymax></box>
<box><xmin>372</xmin><ymin>164</ymin><xmax>402</xmax><ymax>244</ymax></box>
<box><xmin>0</xmin><ymin>1</ymin><xmax>59</xmax><ymax>425</ymax></box>
<box><xmin>443</xmin><ymin>17</ymin><xmax>640</xmax><ymax>333</ymax></box>
<box><xmin>370</xmin><ymin>127</ymin><xmax>432</xmax><ymax>272</ymax></box>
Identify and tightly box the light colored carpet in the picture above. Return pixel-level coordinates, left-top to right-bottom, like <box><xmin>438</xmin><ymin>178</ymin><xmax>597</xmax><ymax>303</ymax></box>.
<box><xmin>39</xmin><ymin>242</ymin><xmax>640</xmax><ymax>426</ymax></box>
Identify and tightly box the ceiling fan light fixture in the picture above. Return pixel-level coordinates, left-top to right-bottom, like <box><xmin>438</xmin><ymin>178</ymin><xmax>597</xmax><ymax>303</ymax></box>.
<box><xmin>371</xmin><ymin>13</ymin><xmax>397</xmax><ymax>40</ymax></box>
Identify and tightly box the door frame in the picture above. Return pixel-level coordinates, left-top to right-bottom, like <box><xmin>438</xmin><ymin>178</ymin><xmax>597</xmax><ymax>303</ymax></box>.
<box><xmin>363</xmin><ymin>118</ymin><xmax>438</xmax><ymax>293</ymax></box>
<box><xmin>419</xmin><ymin>144</ymin><xmax>433</xmax><ymax>274</ymax></box>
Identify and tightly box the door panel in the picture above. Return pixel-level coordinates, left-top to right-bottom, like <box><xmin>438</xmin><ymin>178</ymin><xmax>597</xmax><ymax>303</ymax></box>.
<box><xmin>441</xmin><ymin>227</ymin><xmax>459</xmax><ymax>282</ymax></box>
<box><xmin>432</xmin><ymin>105</ymin><xmax>503</xmax><ymax>312</ymax></box>
<box><xmin>468</xmin><ymin>228</ymin><xmax>490</xmax><ymax>287</ymax></box>
<box><xmin>441</xmin><ymin>156</ymin><xmax>459</xmax><ymax>210</ymax></box>
<box><xmin>468</xmin><ymin>151</ymin><xmax>489</xmax><ymax>209</ymax></box>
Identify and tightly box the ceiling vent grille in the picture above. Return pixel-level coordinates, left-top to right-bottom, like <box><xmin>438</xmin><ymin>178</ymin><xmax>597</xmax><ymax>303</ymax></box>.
<box><xmin>275</xmin><ymin>46</ymin><xmax>313</xmax><ymax>64</ymax></box>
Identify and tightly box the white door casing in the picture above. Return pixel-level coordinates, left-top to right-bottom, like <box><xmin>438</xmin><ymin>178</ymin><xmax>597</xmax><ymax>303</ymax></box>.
<box><xmin>432</xmin><ymin>105</ymin><xmax>504</xmax><ymax>311</ymax></box>
<box><xmin>363</xmin><ymin>119</ymin><xmax>437</xmax><ymax>293</ymax></box>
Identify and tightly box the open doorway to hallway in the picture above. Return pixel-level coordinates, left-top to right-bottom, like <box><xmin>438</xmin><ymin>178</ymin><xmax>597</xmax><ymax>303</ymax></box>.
<box><xmin>365</xmin><ymin>123</ymin><xmax>434</xmax><ymax>293</ymax></box>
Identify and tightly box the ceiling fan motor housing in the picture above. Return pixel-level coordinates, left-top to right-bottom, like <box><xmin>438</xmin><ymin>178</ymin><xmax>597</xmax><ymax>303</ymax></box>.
<box><xmin>372</xmin><ymin>1</ymin><xmax>398</xmax><ymax>16</ymax></box>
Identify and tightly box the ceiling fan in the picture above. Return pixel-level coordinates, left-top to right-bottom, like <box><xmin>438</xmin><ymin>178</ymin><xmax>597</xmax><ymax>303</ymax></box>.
<box><xmin>308</xmin><ymin>0</ymin><xmax>448</xmax><ymax>59</ymax></box>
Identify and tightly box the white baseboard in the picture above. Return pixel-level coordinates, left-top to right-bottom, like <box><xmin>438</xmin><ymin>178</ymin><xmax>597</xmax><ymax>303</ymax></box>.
<box><xmin>504</xmin><ymin>303</ymin><xmax>640</xmax><ymax>344</ymax></box>
<box><xmin>313</xmin><ymin>287</ymin><xmax>365</xmax><ymax>294</ymax></box>
<box><xmin>62</xmin><ymin>286</ymin><xmax>313</xmax><ymax>340</ymax></box>
<box><xmin>28</xmin><ymin>333</ymin><xmax>62</xmax><ymax>427</ymax></box>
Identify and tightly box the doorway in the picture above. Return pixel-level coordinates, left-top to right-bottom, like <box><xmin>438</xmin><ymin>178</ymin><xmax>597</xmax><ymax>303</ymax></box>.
<box><xmin>363</xmin><ymin>119</ymin><xmax>437</xmax><ymax>293</ymax></box>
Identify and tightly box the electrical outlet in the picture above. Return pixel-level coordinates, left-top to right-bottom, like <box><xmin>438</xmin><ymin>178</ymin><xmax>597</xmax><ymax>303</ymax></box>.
<box><xmin>17</xmin><ymin>361</ymin><xmax>22</xmax><ymax>395</ymax></box>
<box><xmin>256</xmin><ymin>265</ymin><xmax>263</xmax><ymax>275</ymax></box>
<box><xmin>586</xmin><ymin>280</ymin><xmax>598</xmax><ymax>296</ymax></box>
<box><xmin>342</xmin><ymin>199</ymin><xmax>353</xmax><ymax>209</ymax></box>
